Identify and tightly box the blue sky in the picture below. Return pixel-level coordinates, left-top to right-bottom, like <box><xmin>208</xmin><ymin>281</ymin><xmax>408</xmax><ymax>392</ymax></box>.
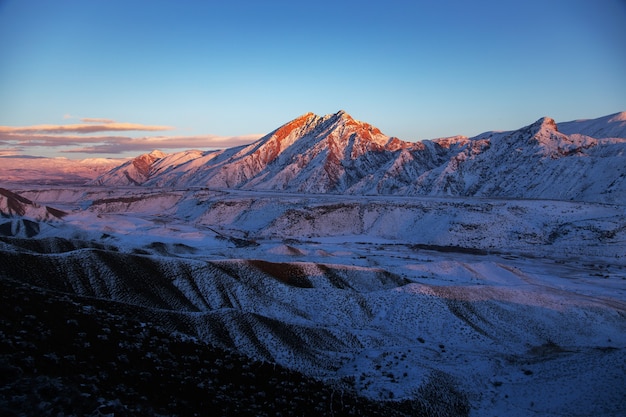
<box><xmin>0</xmin><ymin>0</ymin><xmax>625</xmax><ymax>158</ymax></box>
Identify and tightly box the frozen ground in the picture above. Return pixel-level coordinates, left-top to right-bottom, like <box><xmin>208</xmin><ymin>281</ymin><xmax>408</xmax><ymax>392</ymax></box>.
<box><xmin>3</xmin><ymin>186</ymin><xmax>626</xmax><ymax>416</ymax></box>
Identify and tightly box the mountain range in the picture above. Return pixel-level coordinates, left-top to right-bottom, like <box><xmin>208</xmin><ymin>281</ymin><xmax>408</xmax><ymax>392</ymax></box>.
<box><xmin>0</xmin><ymin>155</ymin><xmax>122</xmax><ymax>185</ymax></box>
<box><xmin>91</xmin><ymin>110</ymin><xmax>626</xmax><ymax>203</ymax></box>
<box><xmin>1</xmin><ymin>111</ymin><xmax>626</xmax><ymax>416</ymax></box>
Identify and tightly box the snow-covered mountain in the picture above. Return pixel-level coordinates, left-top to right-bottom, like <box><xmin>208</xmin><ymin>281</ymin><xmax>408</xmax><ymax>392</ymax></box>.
<box><xmin>0</xmin><ymin>155</ymin><xmax>124</xmax><ymax>185</ymax></box>
<box><xmin>92</xmin><ymin>111</ymin><xmax>433</xmax><ymax>192</ymax></box>
<box><xmin>558</xmin><ymin>111</ymin><xmax>626</xmax><ymax>138</ymax></box>
<box><xmin>90</xmin><ymin>149</ymin><xmax>170</xmax><ymax>185</ymax></box>
<box><xmin>92</xmin><ymin>111</ymin><xmax>626</xmax><ymax>203</ymax></box>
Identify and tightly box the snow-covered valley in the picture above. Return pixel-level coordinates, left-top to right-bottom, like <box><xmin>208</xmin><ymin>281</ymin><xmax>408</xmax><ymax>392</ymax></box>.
<box><xmin>2</xmin><ymin>186</ymin><xmax>625</xmax><ymax>416</ymax></box>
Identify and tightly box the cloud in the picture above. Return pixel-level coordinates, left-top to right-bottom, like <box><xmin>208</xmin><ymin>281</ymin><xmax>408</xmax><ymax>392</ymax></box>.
<box><xmin>0</xmin><ymin>119</ymin><xmax>263</xmax><ymax>156</ymax></box>
<box><xmin>0</xmin><ymin>147</ymin><xmax>24</xmax><ymax>157</ymax></box>
<box><xmin>64</xmin><ymin>134</ymin><xmax>263</xmax><ymax>154</ymax></box>
<box><xmin>0</xmin><ymin>154</ymin><xmax>48</xmax><ymax>159</ymax></box>
<box><xmin>0</xmin><ymin>122</ymin><xmax>173</xmax><ymax>135</ymax></box>
<box><xmin>0</xmin><ymin>131</ymin><xmax>263</xmax><ymax>154</ymax></box>
<box><xmin>81</xmin><ymin>117</ymin><xmax>116</xmax><ymax>124</ymax></box>
<box><xmin>63</xmin><ymin>114</ymin><xmax>115</xmax><ymax>124</ymax></box>
<box><xmin>0</xmin><ymin>132</ymin><xmax>131</xmax><ymax>147</ymax></box>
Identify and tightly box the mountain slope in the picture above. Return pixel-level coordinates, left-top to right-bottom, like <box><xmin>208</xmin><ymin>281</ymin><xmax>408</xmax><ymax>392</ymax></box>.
<box><xmin>417</xmin><ymin>117</ymin><xmax>626</xmax><ymax>202</ymax></box>
<box><xmin>1</xmin><ymin>275</ymin><xmax>425</xmax><ymax>417</ymax></box>
<box><xmin>92</xmin><ymin>111</ymin><xmax>626</xmax><ymax>203</ymax></box>
<box><xmin>91</xmin><ymin>149</ymin><xmax>168</xmax><ymax>186</ymax></box>
<box><xmin>0</xmin><ymin>188</ymin><xmax>66</xmax><ymax>220</ymax></box>
<box><xmin>558</xmin><ymin>111</ymin><xmax>626</xmax><ymax>139</ymax></box>
<box><xmin>0</xmin><ymin>188</ymin><xmax>67</xmax><ymax>238</ymax></box>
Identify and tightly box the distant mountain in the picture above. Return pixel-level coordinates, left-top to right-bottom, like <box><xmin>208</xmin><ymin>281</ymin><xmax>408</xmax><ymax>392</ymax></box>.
<box><xmin>0</xmin><ymin>156</ymin><xmax>124</xmax><ymax>185</ymax></box>
<box><xmin>558</xmin><ymin>111</ymin><xmax>626</xmax><ymax>138</ymax></box>
<box><xmin>421</xmin><ymin>116</ymin><xmax>626</xmax><ymax>202</ymax></box>
<box><xmin>92</xmin><ymin>111</ymin><xmax>626</xmax><ymax>203</ymax></box>
<box><xmin>91</xmin><ymin>149</ymin><xmax>169</xmax><ymax>186</ymax></box>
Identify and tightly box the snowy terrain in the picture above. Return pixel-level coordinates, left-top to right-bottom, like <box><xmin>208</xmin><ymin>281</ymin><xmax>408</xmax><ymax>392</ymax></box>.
<box><xmin>1</xmin><ymin>185</ymin><xmax>625</xmax><ymax>416</ymax></box>
<box><xmin>1</xmin><ymin>111</ymin><xmax>625</xmax><ymax>416</ymax></box>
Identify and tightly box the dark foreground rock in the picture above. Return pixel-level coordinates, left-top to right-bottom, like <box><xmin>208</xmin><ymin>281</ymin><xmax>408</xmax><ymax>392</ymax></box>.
<box><xmin>0</xmin><ymin>276</ymin><xmax>467</xmax><ymax>416</ymax></box>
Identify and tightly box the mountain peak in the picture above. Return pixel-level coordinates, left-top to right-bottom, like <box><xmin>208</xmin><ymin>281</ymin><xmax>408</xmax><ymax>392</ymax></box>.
<box><xmin>609</xmin><ymin>111</ymin><xmax>626</xmax><ymax>122</ymax></box>
<box><xmin>331</xmin><ymin>110</ymin><xmax>357</xmax><ymax>124</ymax></box>
<box><xmin>271</xmin><ymin>110</ymin><xmax>360</xmax><ymax>142</ymax></box>
<box><xmin>148</xmin><ymin>149</ymin><xmax>167</xmax><ymax>158</ymax></box>
<box><xmin>272</xmin><ymin>112</ymin><xmax>319</xmax><ymax>142</ymax></box>
<box><xmin>126</xmin><ymin>150</ymin><xmax>166</xmax><ymax>180</ymax></box>
<box><xmin>533</xmin><ymin>117</ymin><xmax>558</xmax><ymax>131</ymax></box>
<box><xmin>523</xmin><ymin>117</ymin><xmax>559</xmax><ymax>138</ymax></box>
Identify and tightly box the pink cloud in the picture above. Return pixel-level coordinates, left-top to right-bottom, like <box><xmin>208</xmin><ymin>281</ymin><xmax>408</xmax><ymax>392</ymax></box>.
<box><xmin>0</xmin><ymin>122</ymin><xmax>173</xmax><ymax>135</ymax></box>
<box><xmin>0</xmin><ymin>132</ymin><xmax>262</xmax><ymax>154</ymax></box>
<box><xmin>0</xmin><ymin>119</ymin><xmax>263</xmax><ymax>156</ymax></box>
<box><xmin>0</xmin><ymin>148</ymin><xmax>23</xmax><ymax>157</ymax></box>
<box><xmin>64</xmin><ymin>134</ymin><xmax>263</xmax><ymax>154</ymax></box>
<box><xmin>0</xmin><ymin>132</ymin><xmax>134</xmax><ymax>146</ymax></box>
<box><xmin>81</xmin><ymin>117</ymin><xmax>117</xmax><ymax>124</ymax></box>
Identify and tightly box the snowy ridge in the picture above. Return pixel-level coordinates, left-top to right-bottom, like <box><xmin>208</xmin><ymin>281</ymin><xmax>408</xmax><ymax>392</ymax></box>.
<box><xmin>0</xmin><ymin>187</ymin><xmax>66</xmax><ymax>221</ymax></box>
<box><xmin>0</xmin><ymin>188</ymin><xmax>67</xmax><ymax>238</ymax></box>
<box><xmin>91</xmin><ymin>111</ymin><xmax>626</xmax><ymax>203</ymax></box>
<box><xmin>91</xmin><ymin>149</ymin><xmax>167</xmax><ymax>185</ymax></box>
<box><xmin>558</xmin><ymin>111</ymin><xmax>626</xmax><ymax>139</ymax></box>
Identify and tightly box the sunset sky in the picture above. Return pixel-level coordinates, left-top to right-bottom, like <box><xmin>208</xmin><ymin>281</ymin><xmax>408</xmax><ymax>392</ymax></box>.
<box><xmin>1</xmin><ymin>0</ymin><xmax>625</xmax><ymax>158</ymax></box>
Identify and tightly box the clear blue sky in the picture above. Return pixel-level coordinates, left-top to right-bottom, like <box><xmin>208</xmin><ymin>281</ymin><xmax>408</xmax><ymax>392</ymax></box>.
<box><xmin>1</xmin><ymin>0</ymin><xmax>625</xmax><ymax>158</ymax></box>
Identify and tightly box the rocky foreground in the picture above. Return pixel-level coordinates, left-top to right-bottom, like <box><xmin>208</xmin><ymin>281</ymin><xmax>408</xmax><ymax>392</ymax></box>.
<box><xmin>0</xmin><ymin>275</ymin><xmax>468</xmax><ymax>417</ymax></box>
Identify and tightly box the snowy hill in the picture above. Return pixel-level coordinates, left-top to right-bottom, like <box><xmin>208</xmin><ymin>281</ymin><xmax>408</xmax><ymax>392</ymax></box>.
<box><xmin>0</xmin><ymin>188</ymin><xmax>66</xmax><ymax>237</ymax></box>
<box><xmin>0</xmin><ymin>187</ymin><xmax>66</xmax><ymax>221</ymax></box>
<box><xmin>92</xmin><ymin>111</ymin><xmax>626</xmax><ymax>203</ymax></box>
<box><xmin>0</xmin><ymin>155</ymin><xmax>124</xmax><ymax>185</ymax></box>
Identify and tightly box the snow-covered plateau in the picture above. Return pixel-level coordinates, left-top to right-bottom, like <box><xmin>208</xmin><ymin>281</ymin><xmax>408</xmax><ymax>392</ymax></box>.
<box><xmin>1</xmin><ymin>111</ymin><xmax>625</xmax><ymax>416</ymax></box>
